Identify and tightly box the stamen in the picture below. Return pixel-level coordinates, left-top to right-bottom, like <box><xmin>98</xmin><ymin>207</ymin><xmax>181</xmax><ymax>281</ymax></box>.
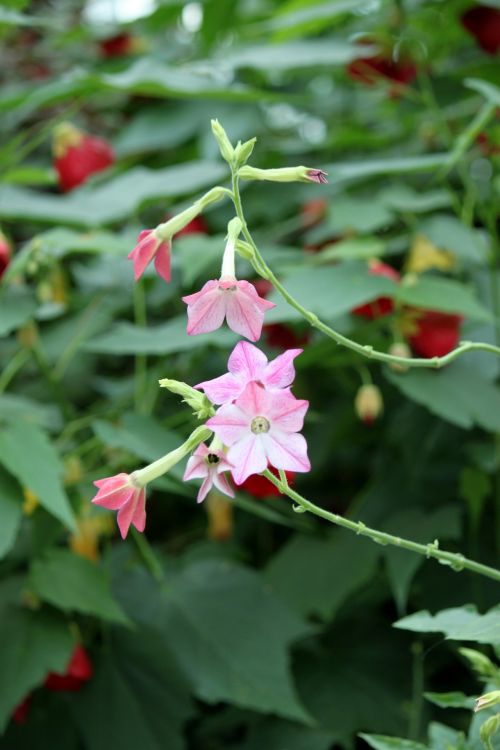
<box><xmin>251</xmin><ymin>416</ymin><xmax>270</xmax><ymax>434</ymax></box>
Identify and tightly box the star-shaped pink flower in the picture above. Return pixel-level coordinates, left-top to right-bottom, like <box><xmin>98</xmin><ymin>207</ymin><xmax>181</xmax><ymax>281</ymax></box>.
<box><xmin>206</xmin><ymin>382</ymin><xmax>310</xmax><ymax>484</ymax></box>
<box><xmin>183</xmin><ymin>443</ymin><xmax>234</xmax><ymax>503</ymax></box>
<box><xmin>92</xmin><ymin>473</ymin><xmax>146</xmax><ymax>539</ymax></box>
<box><xmin>182</xmin><ymin>279</ymin><xmax>275</xmax><ymax>341</ymax></box>
<box><xmin>128</xmin><ymin>229</ymin><xmax>171</xmax><ymax>283</ymax></box>
<box><xmin>196</xmin><ymin>340</ymin><xmax>302</xmax><ymax>405</ymax></box>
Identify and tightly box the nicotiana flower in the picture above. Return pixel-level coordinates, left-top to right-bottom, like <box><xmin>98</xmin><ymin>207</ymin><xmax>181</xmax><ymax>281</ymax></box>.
<box><xmin>182</xmin><ymin>234</ymin><xmax>275</xmax><ymax>340</ymax></box>
<box><xmin>92</xmin><ymin>473</ymin><xmax>145</xmax><ymax>539</ymax></box>
<box><xmin>207</xmin><ymin>382</ymin><xmax>310</xmax><ymax>484</ymax></box>
<box><xmin>183</xmin><ymin>443</ymin><xmax>234</xmax><ymax>503</ymax></box>
<box><xmin>128</xmin><ymin>229</ymin><xmax>171</xmax><ymax>283</ymax></box>
<box><xmin>196</xmin><ymin>340</ymin><xmax>302</xmax><ymax>405</ymax></box>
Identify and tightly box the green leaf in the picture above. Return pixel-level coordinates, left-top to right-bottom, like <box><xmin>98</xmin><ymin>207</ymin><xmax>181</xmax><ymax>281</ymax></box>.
<box><xmin>360</xmin><ymin>734</ymin><xmax>428</xmax><ymax>750</ymax></box>
<box><xmin>73</xmin><ymin>629</ymin><xmax>193</xmax><ymax>750</ymax></box>
<box><xmin>0</xmin><ymin>8</ymin><xmax>52</xmax><ymax>26</ymax></box>
<box><xmin>0</xmin><ymin>394</ymin><xmax>61</xmax><ymax>431</ymax></box>
<box><xmin>0</xmin><ymin>421</ymin><xmax>75</xmax><ymax>530</ymax></box>
<box><xmin>0</xmin><ymin>606</ymin><xmax>74</xmax><ymax>732</ymax></box>
<box><xmin>466</xmin><ymin>78</ymin><xmax>500</xmax><ymax>107</ymax></box>
<box><xmin>30</xmin><ymin>549</ymin><xmax>129</xmax><ymax>625</ymax></box>
<box><xmin>115</xmin><ymin>102</ymin><xmax>208</xmax><ymax>157</ymax></box>
<box><xmin>424</xmin><ymin>691</ymin><xmax>476</xmax><ymax>709</ymax></box>
<box><xmin>116</xmin><ymin>561</ymin><xmax>313</xmax><ymax>723</ymax></box>
<box><xmin>310</xmin><ymin>236</ymin><xmax>386</xmax><ymax>262</ymax></box>
<box><xmin>393</xmin><ymin>606</ymin><xmax>500</xmax><ymax>645</ymax></box>
<box><xmin>0</xmin><ymin>467</ymin><xmax>22</xmax><ymax>559</ymax></box>
<box><xmin>0</xmin><ymin>161</ymin><xmax>227</xmax><ymax>227</ymax></box>
<box><xmin>0</xmin><ymin>286</ymin><xmax>37</xmax><ymax>336</ymax></box>
<box><xmin>416</xmin><ymin>215</ymin><xmax>488</xmax><ymax>264</ymax></box>
<box><xmin>240</xmin><ymin>718</ymin><xmax>333</xmax><ymax>750</ymax></box>
<box><xmin>221</xmin><ymin>39</ymin><xmax>369</xmax><ymax>71</ymax></box>
<box><xmin>177</xmin><ymin>234</ymin><xmax>225</xmax><ymax>286</ymax></box>
<box><xmin>324</xmin><ymin>154</ymin><xmax>451</xmax><ymax>187</ymax></box>
<box><xmin>396</xmin><ymin>277</ymin><xmax>491</xmax><ymax>321</ymax></box>
<box><xmin>307</xmin><ymin>196</ymin><xmax>394</xmax><ymax>240</ymax></box>
<box><xmin>263</xmin><ymin>0</ymin><xmax>370</xmax><ymax>37</ymax></box>
<box><xmin>93</xmin><ymin>413</ymin><xmax>179</xmax><ymax>464</ymax></box>
<box><xmin>265</xmin><ymin>529</ymin><xmax>380</xmax><ymax>620</ymax></box>
<box><xmin>380</xmin><ymin>185</ymin><xmax>452</xmax><ymax>214</ymax></box>
<box><xmin>85</xmin><ymin>315</ymin><xmax>237</xmax><ymax>355</ymax></box>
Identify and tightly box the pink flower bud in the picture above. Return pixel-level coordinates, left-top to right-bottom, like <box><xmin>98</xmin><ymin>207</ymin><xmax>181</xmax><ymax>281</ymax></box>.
<box><xmin>91</xmin><ymin>473</ymin><xmax>146</xmax><ymax>539</ymax></box>
<box><xmin>128</xmin><ymin>229</ymin><xmax>171</xmax><ymax>283</ymax></box>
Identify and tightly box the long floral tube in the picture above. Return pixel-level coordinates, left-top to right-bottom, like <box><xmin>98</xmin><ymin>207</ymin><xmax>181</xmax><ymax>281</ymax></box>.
<box><xmin>263</xmin><ymin>470</ymin><xmax>500</xmax><ymax>583</ymax></box>
<box><xmin>230</xmin><ymin>174</ymin><xmax>500</xmax><ymax>370</ymax></box>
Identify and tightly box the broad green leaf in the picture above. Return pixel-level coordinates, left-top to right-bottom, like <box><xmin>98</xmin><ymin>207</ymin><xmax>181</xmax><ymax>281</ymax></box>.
<box><xmin>240</xmin><ymin>719</ymin><xmax>334</xmax><ymax>750</ymax></box>
<box><xmin>380</xmin><ymin>185</ymin><xmax>452</xmax><ymax>214</ymax></box>
<box><xmin>393</xmin><ymin>606</ymin><xmax>500</xmax><ymax>644</ymax></box>
<box><xmin>115</xmin><ymin>561</ymin><xmax>313</xmax><ymax>723</ymax></box>
<box><xmin>360</xmin><ymin>734</ymin><xmax>428</xmax><ymax>750</ymax></box>
<box><xmin>0</xmin><ymin>8</ymin><xmax>52</xmax><ymax>26</ymax></box>
<box><xmin>0</xmin><ymin>421</ymin><xmax>75</xmax><ymax>529</ymax></box>
<box><xmin>429</xmin><ymin>723</ymin><xmax>466</xmax><ymax>750</ymax></box>
<box><xmin>85</xmin><ymin>316</ymin><xmax>237</xmax><ymax>355</ymax></box>
<box><xmin>265</xmin><ymin>529</ymin><xmax>380</xmax><ymax>620</ymax></box>
<box><xmin>0</xmin><ymin>467</ymin><xmax>22</xmax><ymax>559</ymax></box>
<box><xmin>93</xmin><ymin>413</ymin><xmax>179</xmax><ymax>464</ymax></box>
<box><xmin>309</xmin><ymin>236</ymin><xmax>386</xmax><ymax>262</ymax></box>
<box><xmin>265</xmin><ymin>0</ymin><xmax>370</xmax><ymax>38</ymax></box>
<box><xmin>73</xmin><ymin>629</ymin><xmax>193</xmax><ymax>750</ymax></box>
<box><xmin>424</xmin><ymin>692</ymin><xmax>476</xmax><ymax>709</ymax></box>
<box><xmin>0</xmin><ymin>606</ymin><xmax>74</xmax><ymax>732</ymax></box>
<box><xmin>324</xmin><ymin>154</ymin><xmax>451</xmax><ymax>186</ymax></box>
<box><xmin>307</xmin><ymin>196</ymin><xmax>394</xmax><ymax>240</ymax></box>
<box><xmin>416</xmin><ymin>215</ymin><xmax>488</xmax><ymax>264</ymax></box>
<box><xmin>266</xmin><ymin>262</ymin><xmax>398</xmax><ymax>323</ymax></box>
<box><xmin>0</xmin><ymin>394</ymin><xmax>62</xmax><ymax>431</ymax></box>
<box><xmin>0</xmin><ymin>286</ymin><xmax>37</xmax><ymax>335</ymax></box>
<box><xmin>396</xmin><ymin>277</ymin><xmax>491</xmax><ymax>321</ymax></box>
<box><xmin>30</xmin><ymin>549</ymin><xmax>129</xmax><ymax>625</ymax></box>
<box><xmin>2</xmin><ymin>165</ymin><xmax>56</xmax><ymax>186</ymax></box>
<box><xmin>0</xmin><ymin>161</ymin><xmax>227</xmax><ymax>227</ymax></box>
<box><xmin>466</xmin><ymin>78</ymin><xmax>500</xmax><ymax>107</ymax></box>
<box><xmin>115</xmin><ymin>102</ymin><xmax>208</xmax><ymax>157</ymax></box>
<box><xmin>220</xmin><ymin>39</ymin><xmax>369</xmax><ymax>71</ymax></box>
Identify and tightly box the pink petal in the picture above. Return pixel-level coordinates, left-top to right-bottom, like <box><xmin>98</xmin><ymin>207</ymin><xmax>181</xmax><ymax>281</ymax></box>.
<box><xmin>236</xmin><ymin>280</ymin><xmax>276</xmax><ymax>313</ymax></box>
<box><xmin>262</xmin><ymin>431</ymin><xmax>310</xmax><ymax>473</ymax></box>
<box><xmin>92</xmin><ymin>474</ymin><xmax>133</xmax><ymax>510</ymax></box>
<box><xmin>227</xmin><ymin>341</ymin><xmax>267</xmax><ymax>380</ymax></box>
<box><xmin>116</xmin><ymin>489</ymin><xmax>144</xmax><ymax>539</ymax></box>
<box><xmin>181</xmin><ymin>280</ymin><xmax>218</xmax><ymax>305</ymax></box>
<box><xmin>128</xmin><ymin>231</ymin><xmax>159</xmax><ymax>281</ymax></box>
<box><xmin>213</xmin><ymin>472</ymin><xmax>234</xmax><ymax>498</ymax></box>
<box><xmin>183</xmin><ymin>282</ymin><xmax>226</xmax><ymax>336</ymax></box>
<box><xmin>131</xmin><ymin>489</ymin><xmax>146</xmax><ymax>533</ymax></box>
<box><xmin>234</xmin><ymin>381</ymin><xmax>271</xmax><ymax>418</ymax></box>
<box><xmin>206</xmin><ymin>405</ymin><xmax>249</xmax><ymax>445</ymax></box>
<box><xmin>195</xmin><ymin>372</ymin><xmax>242</xmax><ymax>405</ymax></box>
<box><xmin>267</xmin><ymin>392</ymin><xmax>309</xmax><ymax>432</ymax></box>
<box><xmin>183</xmin><ymin>454</ymin><xmax>208</xmax><ymax>481</ymax></box>
<box><xmin>197</xmin><ymin>475</ymin><xmax>214</xmax><ymax>503</ymax></box>
<box><xmin>228</xmin><ymin>434</ymin><xmax>267</xmax><ymax>484</ymax></box>
<box><xmin>264</xmin><ymin>348</ymin><xmax>302</xmax><ymax>389</ymax></box>
<box><xmin>153</xmin><ymin>240</ymin><xmax>171</xmax><ymax>283</ymax></box>
<box><xmin>225</xmin><ymin>286</ymin><xmax>267</xmax><ymax>341</ymax></box>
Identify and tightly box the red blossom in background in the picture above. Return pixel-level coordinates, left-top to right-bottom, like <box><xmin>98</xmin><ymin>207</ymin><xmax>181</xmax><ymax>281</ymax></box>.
<box><xmin>347</xmin><ymin>51</ymin><xmax>417</xmax><ymax>92</ymax></box>
<box><xmin>53</xmin><ymin>123</ymin><xmax>115</xmax><ymax>192</ymax></box>
<box><xmin>99</xmin><ymin>33</ymin><xmax>136</xmax><ymax>58</ymax></box>
<box><xmin>352</xmin><ymin>260</ymin><xmax>400</xmax><ymax>319</ymax></box>
<box><xmin>240</xmin><ymin>466</ymin><xmax>295</xmax><ymax>497</ymax></box>
<box><xmin>12</xmin><ymin>697</ymin><xmax>31</xmax><ymax>726</ymax></box>
<box><xmin>408</xmin><ymin>310</ymin><xmax>463</xmax><ymax>358</ymax></box>
<box><xmin>0</xmin><ymin>232</ymin><xmax>11</xmax><ymax>278</ymax></box>
<box><xmin>45</xmin><ymin>645</ymin><xmax>93</xmax><ymax>692</ymax></box>
<box><xmin>175</xmin><ymin>215</ymin><xmax>210</xmax><ymax>237</ymax></box>
<box><xmin>461</xmin><ymin>5</ymin><xmax>500</xmax><ymax>54</ymax></box>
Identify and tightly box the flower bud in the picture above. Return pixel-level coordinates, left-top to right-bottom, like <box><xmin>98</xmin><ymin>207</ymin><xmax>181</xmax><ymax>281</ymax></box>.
<box><xmin>388</xmin><ymin>341</ymin><xmax>412</xmax><ymax>372</ymax></box>
<box><xmin>211</xmin><ymin>119</ymin><xmax>235</xmax><ymax>164</ymax></box>
<box><xmin>459</xmin><ymin>648</ymin><xmax>498</xmax><ymax>679</ymax></box>
<box><xmin>226</xmin><ymin>217</ymin><xmax>243</xmax><ymax>243</ymax></box>
<box><xmin>355</xmin><ymin>384</ymin><xmax>383</xmax><ymax>424</ymax></box>
<box><xmin>235</xmin><ymin>239</ymin><xmax>255</xmax><ymax>261</ymax></box>
<box><xmin>234</xmin><ymin>137</ymin><xmax>257</xmax><ymax>168</ymax></box>
<box><xmin>238</xmin><ymin>165</ymin><xmax>328</xmax><ymax>184</ymax></box>
<box><xmin>159</xmin><ymin>378</ymin><xmax>215</xmax><ymax>419</ymax></box>
<box><xmin>479</xmin><ymin>714</ymin><xmax>500</xmax><ymax>750</ymax></box>
<box><xmin>476</xmin><ymin>692</ymin><xmax>500</xmax><ymax>713</ymax></box>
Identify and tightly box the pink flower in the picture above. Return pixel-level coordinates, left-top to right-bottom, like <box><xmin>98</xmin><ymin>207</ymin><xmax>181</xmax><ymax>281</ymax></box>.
<box><xmin>182</xmin><ymin>279</ymin><xmax>275</xmax><ymax>341</ymax></box>
<box><xmin>128</xmin><ymin>229</ymin><xmax>171</xmax><ymax>283</ymax></box>
<box><xmin>306</xmin><ymin>169</ymin><xmax>328</xmax><ymax>184</ymax></box>
<box><xmin>206</xmin><ymin>382</ymin><xmax>310</xmax><ymax>484</ymax></box>
<box><xmin>196</xmin><ymin>340</ymin><xmax>302</xmax><ymax>405</ymax></box>
<box><xmin>92</xmin><ymin>473</ymin><xmax>145</xmax><ymax>539</ymax></box>
<box><xmin>183</xmin><ymin>443</ymin><xmax>234</xmax><ymax>503</ymax></box>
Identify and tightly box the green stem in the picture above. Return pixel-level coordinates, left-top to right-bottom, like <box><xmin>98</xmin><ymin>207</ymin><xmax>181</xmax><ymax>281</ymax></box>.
<box><xmin>132</xmin><ymin>426</ymin><xmax>212</xmax><ymax>487</ymax></box>
<box><xmin>0</xmin><ymin>348</ymin><xmax>31</xmax><ymax>393</ymax></box>
<box><xmin>261</xmin><ymin>470</ymin><xmax>500</xmax><ymax>582</ymax></box>
<box><xmin>131</xmin><ymin>527</ymin><xmax>164</xmax><ymax>583</ymax></box>
<box><xmin>133</xmin><ymin>280</ymin><xmax>148</xmax><ymax>413</ymax></box>
<box><xmin>230</xmin><ymin>174</ymin><xmax>500</xmax><ymax>370</ymax></box>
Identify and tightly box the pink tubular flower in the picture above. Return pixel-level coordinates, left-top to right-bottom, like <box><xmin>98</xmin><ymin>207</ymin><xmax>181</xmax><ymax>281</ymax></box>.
<box><xmin>196</xmin><ymin>340</ymin><xmax>302</xmax><ymax>405</ymax></box>
<box><xmin>128</xmin><ymin>229</ymin><xmax>171</xmax><ymax>283</ymax></box>
<box><xmin>306</xmin><ymin>169</ymin><xmax>328</xmax><ymax>184</ymax></box>
<box><xmin>182</xmin><ymin>279</ymin><xmax>275</xmax><ymax>341</ymax></box>
<box><xmin>183</xmin><ymin>443</ymin><xmax>234</xmax><ymax>503</ymax></box>
<box><xmin>206</xmin><ymin>382</ymin><xmax>310</xmax><ymax>484</ymax></box>
<box><xmin>92</xmin><ymin>473</ymin><xmax>145</xmax><ymax>539</ymax></box>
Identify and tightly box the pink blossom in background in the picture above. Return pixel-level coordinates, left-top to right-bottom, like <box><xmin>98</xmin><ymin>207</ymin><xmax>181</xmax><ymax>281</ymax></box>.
<box><xmin>197</xmin><ymin>340</ymin><xmax>302</xmax><ymax>404</ymax></box>
<box><xmin>207</xmin><ymin>382</ymin><xmax>310</xmax><ymax>484</ymax></box>
<box><xmin>128</xmin><ymin>229</ymin><xmax>171</xmax><ymax>282</ymax></box>
<box><xmin>183</xmin><ymin>443</ymin><xmax>234</xmax><ymax>503</ymax></box>
<box><xmin>182</xmin><ymin>279</ymin><xmax>275</xmax><ymax>341</ymax></box>
<box><xmin>92</xmin><ymin>473</ymin><xmax>145</xmax><ymax>539</ymax></box>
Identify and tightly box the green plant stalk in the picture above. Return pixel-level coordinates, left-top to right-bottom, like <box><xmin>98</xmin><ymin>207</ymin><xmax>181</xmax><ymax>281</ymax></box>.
<box><xmin>0</xmin><ymin>347</ymin><xmax>31</xmax><ymax>393</ymax></box>
<box><xmin>132</xmin><ymin>425</ymin><xmax>212</xmax><ymax>487</ymax></box>
<box><xmin>262</xmin><ymin>470</ymin><xmax>500</xmax><ymax>582</ymax></box>
<box><xmin>133</xmin><ymin>279</ymin><xmax>148</xmax><ymax>413</ymax></box>
<box><xmin>230</xmin><ymin>173</ymin><xmax>500</xmax><ymax>370</ymax></box>
<box><xmin>440</xmin><ymin>100</ymin><xmax>496</xmax><ymax>178</ymax></box>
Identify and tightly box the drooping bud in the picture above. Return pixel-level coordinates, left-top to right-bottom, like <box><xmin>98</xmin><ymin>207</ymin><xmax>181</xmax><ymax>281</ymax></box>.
<box><xmin>159</xmin><ymin>378</ymin><xmax>215</xmax><ymax>419</ymax></box>
<box><xmin>211</xmin><ymin>119</ymin><xmax>235</xmax><ymax>164</ymax></box>
<box><xmin>355</xmin><ymin>384</ymin><xmax>383</xmax><ymax>424</ymax></box>
<box><xmin>475</xmin><ymin>692</ymin><xmax>500</xmax><ymax>713</ymax></box>
<box><xmin>388</xmin><ymin>341</ymin><xmax>412</xmax><ymax>372</ymax></box>
<box><xmin>238</xmin><ymin>165</ymin><xmax>328</xmax><ymax>184</ymax></box>
<box><xmin>234</xmin><ymin>137</ymin><xmax>257</xmax><ymax>168</ymax></box>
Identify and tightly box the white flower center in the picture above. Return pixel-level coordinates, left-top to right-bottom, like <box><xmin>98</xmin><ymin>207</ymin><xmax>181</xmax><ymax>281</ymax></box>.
<box><xmin>251</xmin><ymin>416</ymin><xmax>270</xmax><ymax>434</ymax></box>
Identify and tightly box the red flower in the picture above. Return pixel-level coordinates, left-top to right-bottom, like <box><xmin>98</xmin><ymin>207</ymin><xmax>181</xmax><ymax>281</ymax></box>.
<box><xmin>408</xmin><ymin>310</ymin><xmax>462</xmax><ymax>358</ymax></box>
<box><xmin>462</xmin><ymin>5</ymin><xmax>500</xmax><ymax>55</ymax></box>
<box><xmin>12</xmin><ymin>697</ymin><xmax>31</xmax><ymax>725</ymax></box>
<box><xmin>0</xmin><ymin>232</ymin><xmax>11</xmax><ymax>278</ymax></box>
<box><xmin>53</xmin><ymin>123</ymin><xmax>115</xmax><ymax>192</ymax></box>
<box><xmin>301</xmin><ymin>199</ymin><xmax>328</xmax><ymax>229</ymax></box>
<box><xmin>240</xmin><ymin>466</ymin><xmax>295</xmax><ymax>498</ymax></box>
<box><xmin>99</xmin><ymin>33</ymin><xmax>135</xmax><ymax>58</ymax></box>
<box><xmin>175</xmin><ymin>215</ymin><xmax>209</xmax><ymax>237</ymax></box>
<box><xmin>45</xmin><ymin>645</ymin><xmax>93</xmax><ymax>692</ymax></box>
<box><xmin>252</xmin><ymin>279</ymin><xmax>310</xmax><ymax>349</ymax></box>
<box><xmin>352</xmin><ymin>261</ymin><xmax>400</xmax><ymax>319</ymax></box>
<box><xmin>347</xmin><ymin>54</ymin><xmax>417</xmax><ymax>89</ymax></box>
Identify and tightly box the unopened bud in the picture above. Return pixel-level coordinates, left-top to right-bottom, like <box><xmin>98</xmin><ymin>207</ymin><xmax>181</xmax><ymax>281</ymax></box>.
<box><xmin>238</xmin><ymin>165</ymin><xmax>328</xmax><ymax>184</ymax></box>
<box><xmin>234</xmin><ymin>137</ymin><xmax>257</xmax><ymax>168</ymax></box>
<box><xmin>480</xmin><ymin>714</ymin><xmax>500</xmax><ymax>750</ymax></box>
<box><xmin>235</xmin><ymin>240</ymin><xmax>255</xmax><ymax>261</ymax></box>
<box><xmin>226</xmin><ymin>217</ymin><xmax>242</xmax><ymax>243</ymax></box>
<box><xmin>460</xmin><ymin>648</ymin><xmax>498</xmax><ymax>679</ymax></box>
<box><xmin>355</xmin><ymin>384</ymin><xmax>383</xmax><ymax>424</ymax></box>
<box><xmin>159</xmin><ymin>378</ymin><xmax>215</xmax><ymax>419</ymax></box>
<box><xmin>388</xmin><ymin>341</ymin><xmax>412</xmax><ymax>372</ymax></box>
<box><xmin>211</xmin><ymin>119</ymin><xmax>235</xmax><ymax>164</ymax></box>
<box><xmin>476</xmin><ymin>692</ymin><xmax>500</xmax><ymax>713</ymax></box>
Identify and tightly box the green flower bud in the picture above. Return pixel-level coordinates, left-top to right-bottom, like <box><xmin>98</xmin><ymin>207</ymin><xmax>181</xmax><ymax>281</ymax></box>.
<box><xmin>479</xmin><ymin>714</ymin><xmax>500</xmax><ymax>750</ymax></box>
<box><xmin>234</xmin><ymin>137</ymin><xmax>257</xmax><ymax>168</ymax></box>
<box><xmin>238</xmin><ymin>165</ymin><xmax>327</xmax><ymax>184</ymax></box>
<box><xmin>159</xmin><ymin>378</ymin><xmax>215</xmax><ymax>419</ymax></box>
<box><xmin>211</xmin><ymin>119</ymin><xmax>235</xmax><ymax>164</ymax></box>
<box><xmin>460</xmin><ymin>648</ymin><xmax>499</xmax><ymax>680</ymax></box>
<box><xmin>476</xmin><ymin>692</ymin><xmax>500</xmax><ymax>713</ymax></box>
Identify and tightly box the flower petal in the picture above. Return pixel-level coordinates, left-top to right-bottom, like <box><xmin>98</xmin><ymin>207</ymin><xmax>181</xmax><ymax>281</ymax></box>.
<box><xmin>264</xmin><ymin>348</ymin><xmax>302</xmax><ymax>389</ymax></box>
<box><xmin>131</xmin><ymin>489</ymin><xmax>146</xmax><ymax>533</ymax></box>
<box><xmin>116</xmin><ymin>493</ymin><xmax>137</xmax><ymax>539</ymax></box>
<box><xmin>128</xmin><ymin>231</ymin><xmax>158</xmax><ymax>281</ymax></box>
<box><xmin>153</xmin><ymin>240</ymin><xmax>171</xmax><ymax>283</ymax></box>
<box><xmin>228</xmin><ymin>434</ymin><xmax>267</xmax><ymax>484</ymax></box>
<box><xmin>262</xmin><ymin>431</ymin><xmax>310</xmax><ymax>473</ymax></box>
<box><xmin>267</xmin><ymin>392</ymin><xmax>309</xmax><ymax>432</ymax></box>
<box><xmin>183</xmin><ymin>454</ymin><xmax>208</xmax><ymax>481</ymax></box>
<box><xmin>225</xmin><ymin>283</ymin><xmax>273</xmax><ymax>341</ymax></box>
<box><xmin>92</xmin><ymin>474</ymin><xmax>133</xmax><ymax>510</ymax></box>
<box><xmin>227</xmin><ymin>340</ymin><xmax>268</xmax><ymax>379</ymax></box>
<box><xmin>234</xmin><ymin>381</ymin><xmax>271</xmax><ymax>418</ymax></box>
<box><xmin>183</xmin><ymin>282</ymin><xmax>226</xmax><ymax>336</ymax></box>
<box><xmin>196</xmin><ymin>372</ymin><xmax>242</xmax><ymax>405</ymax></box>
<box><xmin>213</xmin><ymin>472</ymin><xmax>234</xmax><ymax>498</ymax></box>
<box><xmin>197</xmin><ymin>475</ymin><xmax>213</xmax><ymax>503</ymax></box>
<box><xmin>206</xmin><ymin>404</ymin><xmax>248</xmax><ymax>445</ymax></box>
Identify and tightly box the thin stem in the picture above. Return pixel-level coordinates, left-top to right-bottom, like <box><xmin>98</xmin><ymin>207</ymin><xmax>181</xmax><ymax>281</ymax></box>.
<box><xmin>408</xmin><ymin>641</ymin><xmax>424</xmax><ymax>740</ymax></box>
<box><xmin>133</xmin><ymin>280</ymin><xmax>148</xmax><ymax>413</ymax></box>
<box><xmin>132</xmin><ymin>426</ymin><xmax>212</xmax><ymax>487</ymax></box>
<box><xmin>130</xmin><ymin>528</ymin><xmax>164</xmax><ymax>583</ymax></box>
<box><xmin>230</xmin><ymin>174</ymin><xmax>500</xmax><ymax>370</ymax></box>
<box><xmin>0</xmin><ymin>348</ymin><xmax>31</xmax><ymax>393</ymax></box>
<box><xmin>261</xmin><ymin>470</ymin><xmax>500</xmax><ymax>582</ymax></box>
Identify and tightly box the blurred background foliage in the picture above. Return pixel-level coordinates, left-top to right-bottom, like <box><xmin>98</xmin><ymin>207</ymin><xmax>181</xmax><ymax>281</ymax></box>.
<box><xmin>0</xmin><ymin>0</ymin><xmax>500</xmax><ymax>748</ymax></box>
